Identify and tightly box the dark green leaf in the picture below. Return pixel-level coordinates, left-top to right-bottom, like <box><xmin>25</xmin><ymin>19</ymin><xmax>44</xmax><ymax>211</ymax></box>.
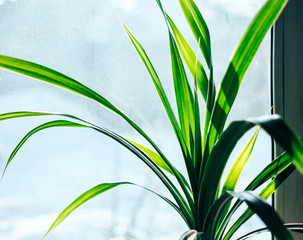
<box><xmin>198</xmin><ymin>115</ymin><xmax>303</xmax><ymax>227</ymax></box>
<box><xmin>203</xmin><ymin>193</ymin><xmax>233</xmax><ymax>239</ymax></box>
<box><xmin>227</xmin><ymin>191</ymin><xmax>293</xmax><ymax>240</ymax></box>
<box><xmin>222</xmin><ymin>165</ymin><xmax>295</xmax><ymax>240</ymax></box>
<box><xmin>216</xmin><ymin>153</ymin><xmax>293</xmax><ymax>239</ymax></box>
<box><xmin>237</xmin><ymin>224</ymin><xmax>303</xmax><ymax>240</ymax></box>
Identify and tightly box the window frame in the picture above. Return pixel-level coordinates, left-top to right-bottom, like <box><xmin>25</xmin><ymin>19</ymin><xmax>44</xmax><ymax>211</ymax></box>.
<box><xmin>272</xmin><ymin>0</ymin><xmax>303</xmax><ymax>239</ymax></box>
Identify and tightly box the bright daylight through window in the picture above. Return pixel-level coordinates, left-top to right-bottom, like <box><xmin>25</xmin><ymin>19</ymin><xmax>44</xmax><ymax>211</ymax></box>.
<box><xmin>1</xmin><ymin>0</ymin><xmax>293</xmax><ymax>239</ymax></box>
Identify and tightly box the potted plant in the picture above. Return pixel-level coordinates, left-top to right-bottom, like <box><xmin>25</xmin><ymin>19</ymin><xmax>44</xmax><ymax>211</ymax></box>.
<box><xmin>0</xmin><ymin>0</ymin><xmax>303</xmax><ymax>239</ymax></box>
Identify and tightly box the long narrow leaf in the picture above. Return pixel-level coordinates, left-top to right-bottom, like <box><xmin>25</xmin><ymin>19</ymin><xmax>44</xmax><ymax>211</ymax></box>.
<box><xmin>193</xmin><ymin>54</ymin><xmax>202</xmax><ymax>175</ymax></box>
<box><xmin>168</xmin><ymin>26</ymin><xmax>199</xmax><ymax>204</ymax></box>
<box><xmin>169</xmin><ymin>31</ymin><xmax>195</xmax><ymax>152</ymax></box>
<box><xmin>222</xmin><ymin>127</ymin><xmax>260</xmax><ymax>193</ymax></box>
<box><xmin>0</xmin><ymin>56</ymin><xmax>194</xmax><ymax>217</ymax></box>
<box><xmin>43</xmin><ymin>182</ymin><xmax>129</xmax><ymax>239</ymax></box>
<box><xmin>0</xmin><ymin>56</ymin><xmax>177</xmax><ymax>191</ymax></box>
<box><xmin>198</xmin><ymin>115</ymin><xmax>303</xmax><ymax>227</ymax></box>
<box><xmin>205</xmin><ymin>0</ymin><xmax>289</xmax><ymax>156</ymax></box>
<box><xmin>201</xmin><ymin>67</ymin><xmax>215</xmax><ymax>175</ymax></box>
<box><xmin>222</xmin><ymin>165</ymin><xmax>295</xmax><ymax>240</ymax></box>
<box><xmin>120</xmin><ymin>22</ymin><xmax>190</xmax><ymax>166</ymax></box>
<box><xmin>2</xmin><ymin>118</ymin><xmax>177</xmax><ymax>182</ymax></box>
<box><xmin>43</xmin><ymin>182</ymin><xmax>184</xmax><ymax>239</ymax></box>
<box><xmin>203</xmin><ymin>193</ymin><xmax>233</xmax><ymax>239</ymax></box>
<box><xmin>178</xmin><ymin>0</ymin><xmax>212</xmax><ymax>68</ymax></box>
<box><xmin>166</xmin><ymin>14</ymin><xmax>209</xmax><ymax>101</ymax></box>
<box><xmin>2</xmin><ymin>120</ymin><xmax>88</xmax><ymax>177</ymax></box>
<box><xmin>140</xmin><ymin>1</ymin><xmax>198</xmax><ymax>216</ymax></box>
<box><xmin>0</xmin><ymin>114</ymin><xmax>195</xmax><ymax>228</ymax></box>
<box><xmin>127</xmin><ymin>140</ymin><xmax>173</xmax><ymax>175</ymax></box>
<box><xmin>0</xmin><ymin>56</ymin><xmax>123</xmax><ymax>117</ymax></box>
<box><xmin>237</xmin><ymin>224</ymin><xmax>303</xmax><ymax>240</ymax></box>
<box><xmin>0</xmin><ymin>111</ymin><xmax>52</xmax><ymax>120</ymax></box>
<box><xmin>246</xmin><ymin>151</ymin><xmax>291</xmax><ymax>191</ymax></box>
<box><xmin>208</xmin><ymin>127</ymin><xmax>260</xmax><ymax>237</ymax></box>
<box><xmin>216</xmin><ymin>153</ymin><xmax>293</xmax><ymax>239</ymax></box>
<box><xmin>227</xmin><ymin>191</ymin><xmax>293</xmax><ymax>240</ymax></box>
<box><xmin>198</xmin><ymin>119</ymin><xmax>255</xmax><ymax>223</ymax></box>
<box><xmin>127</xmin><ymin>139</ymin><xmax>191</xmax><ymax>190</ymax></box>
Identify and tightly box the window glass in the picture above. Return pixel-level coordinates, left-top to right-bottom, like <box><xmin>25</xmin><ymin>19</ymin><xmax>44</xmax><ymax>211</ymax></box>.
<box><xmin>0</xmin><ymin>0</ymin><xmax>270</xmax><ymax>239</ymax></box>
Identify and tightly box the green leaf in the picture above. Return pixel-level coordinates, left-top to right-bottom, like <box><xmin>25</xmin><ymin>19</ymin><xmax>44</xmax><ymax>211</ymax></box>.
<box><xmin>168</xmin><ymin>29</ymin><xmax>200</xmax><ymax>204</ymax></box>
<box><xmin>0</xmin><ymin>111</ymin><xmax>52</xmax><ymax>120</ymax></box>
<box><xmin>205</xmin><ymin>0</ymin><xmax>289</xmax><ymax>155</ymax></box>
<box><xmin>203</xmin><ymin>193</ymin><xmax>233</xmax><ymax>239</ymax></box>
<box><xmin>207</xmin><ymin>127</ymin><xmax>260</xmax><ymax>238</ymax></box>
<box><xmin>120</xmin><ymin>17</ymin><xmax>197</xmax><ymax>216</ymax></box>
<box><xmin>189</xmin><ymin>52</ymin><xmax>203</xmax><ymax>212</ymax></box>
<box><xmin>120</xmin><ymin>22</ymin><xmax>189</xmax><ymax>160</ymax></box>
<box><xmin>193</xmin><ymin>57</ymin><xmax>202</xmax><ymax>175</ymax></box>
<box><xmin>222</xmin><ymin>165</ymin><xmax>295</xmax><ymax>240</ymax></box>
<box><xmin>246</xmin><ymin>151</ymin><xmax>292</xmax><ymax>191</ymax></box>
<box><xmin>0</xmin><ymin>114</ymin><xmax>195</xmax><ymax>228</ymax></box>
<box><xmin>153</xmin><ymin>1</ymin><xmax>201</xmax><ymax>213</ymax></box>
<box><xmin>227</xmin><ymin>191</ymin><xmax>293</xmax><ymax>240</ymax></box>
<box><xmin>178</xmin><ymin>0</ymin><xmax>212</xmax><ymax>68</ymax></box>
<box><xmin>0</xmin><ymin>55</ymin><xmax>122</xmax><ymax>116</ymax></box>
<box><xmin>0</xmin><ymin>111</ymin><xmax>98</xmax><ymax>127</ymax></box>
<box><xmin>169</xmin><ymin>31</ymin><xmax>195</xmax><ymax>152</ymax></box>
<box><xmin>2</xmin><ymin>120</ymin><xmax>88</xmax><ymax>177</ymax></box>
<box><xmin>0</xmin><ymin>56</ymin><xmax>185</xmax><ymax>197</ymax></box>
<box><xmin>198</xmin><ymin>115</ymin><xmax>303</xmax><ymax>228</ymax></box>
<box><xmin>127</xmin><ymin>139</ymin><xmax>173</xmax><ymax>175</ymax></box>
<box><xmin>166</xmin><ymin>14</ymin><xmax>209</xmax><ymax>101</ymax></box>
<box><xmin>216</xmin><ymin>153</ymin><xmax>294</xmax><ymax>239</ymax></box>
<box><xmin>198</xmin><ymin>119</ymin><xmax>254</xmax><ymax>223</ymax></box>
<box><xmin>42</xmin><ymin>181</ymin><xmax>185</xmax><ymax>238</ymax></box>
<box><xmin>0</xmin><ymin>110</ymin><xmax>193</xmax><ymax>194</ymax></box>
<box><xmin>201</xmin><ymin>67</ymin><xmax>215</xmax><ymax>174</ymax></box>
<box><xmin>237</xmin><ymin>224</ymin><xmax>303</xmax><ymax>240</ymax></box>
<box><xmin>222</xmin><ymin>127</ymin><xmax>260</xmax><ymax>193</ymax></box>
<box><xmin>129</xmin><ymin>139</ymin><xmax>191</xmax><ymax>190</ymax></box>
<box><xmin>0</xmin><ymin>56</ymin><xmax>194</xmax><ymax>220</ymax></box>
<box><xmin>43</xmin><ymin>182</ymin><xmax>129</xmax><ymax>239</ymax></box>
<box><xmin>43</xmin><ymin>181</ymin><xmax>189</xmax><ymax>239</ymax></box>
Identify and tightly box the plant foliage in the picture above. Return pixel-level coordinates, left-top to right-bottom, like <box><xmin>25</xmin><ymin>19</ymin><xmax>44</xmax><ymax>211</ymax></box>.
<box><xmin>0</xmin><ymin>0</ymin><xmax>303</xmax><ymax>239</ymax></box>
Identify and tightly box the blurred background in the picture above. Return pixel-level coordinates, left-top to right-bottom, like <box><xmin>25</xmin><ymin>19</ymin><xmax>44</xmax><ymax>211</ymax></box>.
<box><xmin>0</xmin><ymin>0</ymin><xmax>271</xmax><ymax>239</ymax></box>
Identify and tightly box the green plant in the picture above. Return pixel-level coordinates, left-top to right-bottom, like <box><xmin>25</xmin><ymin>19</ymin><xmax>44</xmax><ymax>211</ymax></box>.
<box><xmin>0</xmin><ymin>0</ymin><xmax>303</xmax><ymax>239</ymax></box>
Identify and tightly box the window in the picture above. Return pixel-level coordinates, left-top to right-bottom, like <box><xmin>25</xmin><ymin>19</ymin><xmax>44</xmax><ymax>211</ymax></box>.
<box><xmin>0</xmin><ymin>0</ymin><xmax>292</xmax><ymax>239</ymax></box>
<box><xmin>273</xmin><ymin>0</ymin><xmax>303</xmax><ymax>239</ymax></box>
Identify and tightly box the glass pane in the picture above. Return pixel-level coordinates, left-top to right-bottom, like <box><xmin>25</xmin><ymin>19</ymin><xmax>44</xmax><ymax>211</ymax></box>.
<box><xmin>0</xmin><ymin>0</ymin><xmax>270</xmax><ymax>239</ymax></box>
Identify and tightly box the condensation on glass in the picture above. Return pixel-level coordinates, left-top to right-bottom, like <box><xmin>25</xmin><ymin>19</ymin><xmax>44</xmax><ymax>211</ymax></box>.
<box><xmin>0</xmin><ymin>0</ymin><xmax>270</xmax><ymax>239</ymax></box>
